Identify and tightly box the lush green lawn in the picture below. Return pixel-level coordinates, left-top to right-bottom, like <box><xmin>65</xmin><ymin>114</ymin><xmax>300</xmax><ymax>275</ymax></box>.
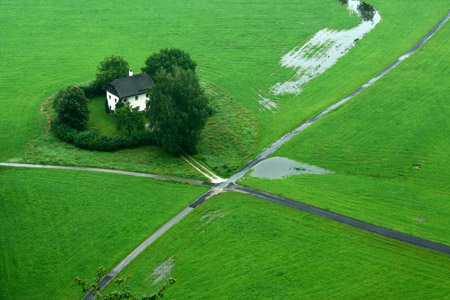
<box><xmin>5</xmin><ymin>0</ymin><xmax>449</xmax><ymax>175</ymax></box>
<box><xmin>87</xmin><ymin>96</ymin><xmax>118</xmax><ymax>136</ymax></box>
<box><xmin>107</xmin><ymin>192</ymin><xmax>450</xmax><ymax>299</ymax></box>
<box><xmin>241</xmin><ymin>22</ymin><xmax>450</xmax><ymax>244</ymax></box>
<box><xmin>0</xmin><ymin>167</ymin><xmax>208</xmax><ymax>299</ymax></box>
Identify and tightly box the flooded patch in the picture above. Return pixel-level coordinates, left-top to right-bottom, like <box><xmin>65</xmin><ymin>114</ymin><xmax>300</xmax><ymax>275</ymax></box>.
<box><xmin>200</xmin><ymin>210</ymin><xmax>227</xmax><ymax>226</ymax></box>
<box><xmin>258</xmin><ymin>94</ymin><xmax>278</xmax><ymax>112</ymax></box>
<box><xmin>146</xmin><ymin>256</ymin><xmax>174</xmax><ymax>285</ymax></box>
<box><xmin>271</xmin><ymin>1</ymin><xmax>381</xmax><ymax>95</ymax></box>
<box><xmin>250</xmin><ymin>157</ymin><xmax>333</xmax><ymax>179</ymax></box>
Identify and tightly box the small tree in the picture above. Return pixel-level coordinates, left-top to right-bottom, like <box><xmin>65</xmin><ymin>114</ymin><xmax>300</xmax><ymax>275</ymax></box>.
<box><xmin>75</xmin><ymin>266</ymin><xmax>175</xmax><ymax>300</ymax></box>
<box><xmin>142</xmin><ymin>48</ymin><xmax>197</xmax><ymax>79</ymax></box>
<box><xmin>147</xmin><ymin>66</ymin><xmax>209</xmax><ymax>156</ymax></box>
<box><xmin>95</xmin><ymin>55</ymin><xmax>129</xmax><ymax>90</ymax></box>
<box><xmin>114</xmin><ymin>102</ymin><xmax>146</xmax><ymax>136</ymax></box>
<box><xmin>56</xmin><ymin>86</ymin><xmax>89</xmax><ymax>130</ymax></box>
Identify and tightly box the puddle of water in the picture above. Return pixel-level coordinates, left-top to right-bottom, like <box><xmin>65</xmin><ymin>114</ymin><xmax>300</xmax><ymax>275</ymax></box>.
<box><xmin>271</xmin><ymin>1</ymin><xmax>381</xmax><ymax>95</ymax></box>
<box><xmin>250</xmin><ymin>156</ymin><xmax>333</xmax><ymax>179</ymax></box>
<box><xmin>146</xmin><ymin>256</ymin><xmax>174</xmax><ymax>285</ymax></box>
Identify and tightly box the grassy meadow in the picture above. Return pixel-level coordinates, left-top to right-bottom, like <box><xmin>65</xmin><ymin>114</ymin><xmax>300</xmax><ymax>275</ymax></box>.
<box><xmin>2</xmin><ymin>0</ymin><xmax>448</xmax><ymax>175</ymax></box>
<box><xmin>0</xmin><ymin>167</ymin><xmax>208</xmax><ymax>299</ymax></box>
<box><xmin>1</xmin><ymin>1</ymin><xmax>450</xmax><ymax>299</ymax></box>
<box><xmin>241</xmin><ymin>21</ymin><xmax>450</xmax><ymax>244</ymax></box>
<box><xmin>107</xmin><ymin>193</ymin><xmax>450</xmax><ymax>299</ymax></box>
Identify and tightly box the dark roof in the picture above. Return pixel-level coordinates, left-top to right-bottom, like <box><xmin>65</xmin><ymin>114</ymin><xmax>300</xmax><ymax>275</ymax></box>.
<box><xmin>107</xmin><ymin>73</ymin><xmax>154</xmax><ymax>98</ymax></box>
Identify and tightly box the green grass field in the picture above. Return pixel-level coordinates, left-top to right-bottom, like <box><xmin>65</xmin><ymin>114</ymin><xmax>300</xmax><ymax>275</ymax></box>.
<box><xmin>0</xmin><ymin>167</ymin><xmax>208</xmax><ymax>299</ymax></box>
<box><xmin>3</xmin><ymin>0</ymin><xmax>448</xmax><ymax>175</ymax></box>
<box><xmin>241</xmin><ymin>21</ymin><xmax>450</xmax><ymax>244</ymax></box>
<box><xmin>1</xmin><ymin>1</ymin><xmax>450</xmax><ymax>299</ymax></box>
<box><xmin>107</xmin><ymin>193</ymin><xmax>450</xmax><ymax>299</ymax></box>
<box><xmin>87</xmin><ymin>96</ymin><xmax>118</xmax><ymax>136</ymax></box>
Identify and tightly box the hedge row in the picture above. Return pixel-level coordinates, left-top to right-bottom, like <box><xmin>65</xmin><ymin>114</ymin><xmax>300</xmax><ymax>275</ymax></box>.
<box><xmin>52</xmin><ymin>121</ymin><xmax>156</xmax><ymax>152</ymax></box>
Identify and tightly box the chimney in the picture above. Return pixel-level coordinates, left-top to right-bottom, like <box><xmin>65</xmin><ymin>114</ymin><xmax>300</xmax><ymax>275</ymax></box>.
<box><xmin>129</xmin><ymin>69</ymin><xmax>133</xmax><ymax>77</ymax></box>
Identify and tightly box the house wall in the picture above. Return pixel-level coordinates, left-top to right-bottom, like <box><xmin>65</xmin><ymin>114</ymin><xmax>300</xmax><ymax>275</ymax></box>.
<box><xmin>123</xmin><ymin>93</ymin><xmax>149</xmax><ymax>111</ymax></box>
<box><xmin>106</xmin><ymin>91</ymin><xmax>119</xmax><ymax>110</ymax></box>
<box><xmin>106</xmin><ymin>92</ymin><xmax>149</xmax><ymax>111</ymax></box>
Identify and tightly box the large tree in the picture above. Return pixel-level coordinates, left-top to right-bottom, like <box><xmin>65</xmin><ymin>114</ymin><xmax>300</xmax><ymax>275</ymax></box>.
<box><xmin>142</xmin><ymin>48</ymin><xmax>197</xmax><ymax>79</ymax></box>
<box><xmin>147</xmin><ymin>66</ymin><xmax>209</xmax><ymax>156</ymax></box>
<box><xmin>113</xmin><ymin>102</ymin><xmax>146</xmax><ymax>136</ymax></box>
<box><xmin>95</xmin><ymin>55</ymin><xmax>129</xmax><ymax>90</ymax></box>
<box><xmin>56</xmin><ymin>86</ymin><xmax>89</xmax><ymax>130</ymax></box>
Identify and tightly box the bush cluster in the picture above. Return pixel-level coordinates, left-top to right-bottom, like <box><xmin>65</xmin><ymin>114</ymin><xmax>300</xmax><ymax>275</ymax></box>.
<box><xmin>52</xmin><ymin>121</ymin><xmax>155</xmax><ymax>152</ymax></box>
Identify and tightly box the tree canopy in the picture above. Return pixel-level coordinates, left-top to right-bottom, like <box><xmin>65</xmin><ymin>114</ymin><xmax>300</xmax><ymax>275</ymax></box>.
<box><xmin>56</xmin><ymin>86</ymin><xmax>89</xmax><ymax>130</ymax></box>
<box><xmin>113</xmin><ymin>102</ymin><xmax>146</xmax><ymax>136</ymax></box>
<box><xmin>142</xmin><ymin>48</ymin><xmax>197</xmax><ymax>78</ymax></box>
<box><xmin>95</xmin><ymin>55</ymin><xmax>129</xmax><ymax>90</ymax></box>
<box><xmin>147</xmin><ymin>66</ymin><xmax>209</xmax><ymax>156</ymax></box>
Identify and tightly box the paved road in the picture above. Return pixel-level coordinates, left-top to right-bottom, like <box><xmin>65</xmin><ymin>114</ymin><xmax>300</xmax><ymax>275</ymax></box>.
<box><xmin>229</xmin><ymin>184</ymin><xmax>450</xmax><ymax>255</ymax></box>
<box><xmin>82</xmin><ymin>206</ymin><xmax>195</xmax><ymax>300</ymax></box>
<box><xmin>0</xmin><ymin>163</ymin><xmax>212</xmax><ymax>186</ymax></box>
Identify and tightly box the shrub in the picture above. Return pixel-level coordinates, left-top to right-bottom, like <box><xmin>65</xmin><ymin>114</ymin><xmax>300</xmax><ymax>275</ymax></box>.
<box><xmin>52</xmin><ymin>120</ymin><xmax>156</xmax><ymax>152</ymax></box>
<box><xmin>56</xmin><ymin>86</ymin><xmax>90</xmax><ymax>130</ymax></box>
<box><xmin>80</xmin><ymin>81</ymin><xmax>103</xmax><ymax>99</ymax></box>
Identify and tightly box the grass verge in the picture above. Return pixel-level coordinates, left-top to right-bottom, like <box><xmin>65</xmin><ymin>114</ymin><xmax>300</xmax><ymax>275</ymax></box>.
<box><xmin>107</xmin><ymin>192</ymin><xmax>450</xmax><ymax>299</ymax></box>
<box><xmin>0</xmin><ymin>167</ymin><xmax>208</xmax><ymax>299</ymax></box>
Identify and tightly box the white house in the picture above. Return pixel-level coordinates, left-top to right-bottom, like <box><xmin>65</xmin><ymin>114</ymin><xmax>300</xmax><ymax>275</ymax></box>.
<box><xmin>106</xmin><ymin>69</ymin><xmax>154</xmax><ymax>111</ymax></box>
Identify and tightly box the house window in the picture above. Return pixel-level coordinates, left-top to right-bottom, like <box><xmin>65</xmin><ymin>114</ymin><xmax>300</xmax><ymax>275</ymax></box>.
<box><xmin>108</xmin><ymin>95</ymin><xmax>111</xmax><ymax>100</ymax></box>
<box><xmin>146</xmin><ymin>93</ymin><xmax>149</xmax><ymax>98</ymax></box>
<box><xmin>135</xmin><ymin>96</ymin><xmax>138</xmax><ymax>100</ymax></box>
<box><xmin>115</xmin><ymin>99</ymin><xmax>118</xmax><ymax>103</ymax></box>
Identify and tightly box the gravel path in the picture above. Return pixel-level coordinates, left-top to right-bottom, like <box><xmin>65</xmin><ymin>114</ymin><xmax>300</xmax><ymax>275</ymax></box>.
<box><xmin>0</xmin><ymin>163</ymin><xmax>211</xmax><ymax>186</ymax></box>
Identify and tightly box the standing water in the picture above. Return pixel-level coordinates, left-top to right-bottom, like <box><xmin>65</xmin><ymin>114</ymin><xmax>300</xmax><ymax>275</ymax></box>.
<box><xmin>271</xmin><ymin>0</ymin><xmax>381</xmax><ymax>95</ymax></box>
<box><xmin>250</xmin><ymin>157</ymin><xmax>333</xmax><ymax>179</ymax></box>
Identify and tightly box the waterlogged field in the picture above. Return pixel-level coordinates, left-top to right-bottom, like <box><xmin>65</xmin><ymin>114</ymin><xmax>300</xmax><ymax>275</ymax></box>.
<box><xmin>1</xmin><ymin>0</ymin><xmax>448</xmax><ymax>175</ymax></box>
<box><xmin>241</xmin><ymin>21</ymin><xmax>450</xmax><ymax>244</ymax></box>
<box><xmin>107</xmin><ymin>193</ymin><xmax>450</xmax><ymax>299</ymax></box>
<box><xmin>0</xmin><ymin>167</ymin><xmax>208</xmax><ymax>299</ymax></box>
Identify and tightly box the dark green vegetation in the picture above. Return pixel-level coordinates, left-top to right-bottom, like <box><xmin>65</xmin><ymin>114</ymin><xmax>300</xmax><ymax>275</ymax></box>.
<box><xmin>142</xmin><ymin>48</ymin><xmax>197</xmax><ymax>79</ymax></box>
<box><xmin>110</xmin><ymin>193</ymin><xmax>450</xmax><ymax>299</ymax></box>
<box><xmin>0</xmin><ymin>167</ymin><xmax>208</xmax><ymax>299</ymax></box>
<box><xmin>114</xmin><ymin>103</ymin><xmax>146</xmax><ymax>136</ymax></box>
<box><xmin>241</xmin><ymin>20</ymin><xmax>450</xmax><ymax>245</ymax></box>
<box><xmin>56</xmin><ymin>86</ymin><xmax>89</xmax><ymax>130</ymax></box>
<box><xmin>76</xmin><ymin>266</ymin><xmax>175</xmax><ymax>300</ymax></box>
<box><xmin>96</xmin><ymin>55</ymin><xmax>129</xmax><ymax>90</ymax></box>
<box><xmin>148</xmin><ymin>67</ymin><xmax>209</xmax><ymax>156</ymax></box>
